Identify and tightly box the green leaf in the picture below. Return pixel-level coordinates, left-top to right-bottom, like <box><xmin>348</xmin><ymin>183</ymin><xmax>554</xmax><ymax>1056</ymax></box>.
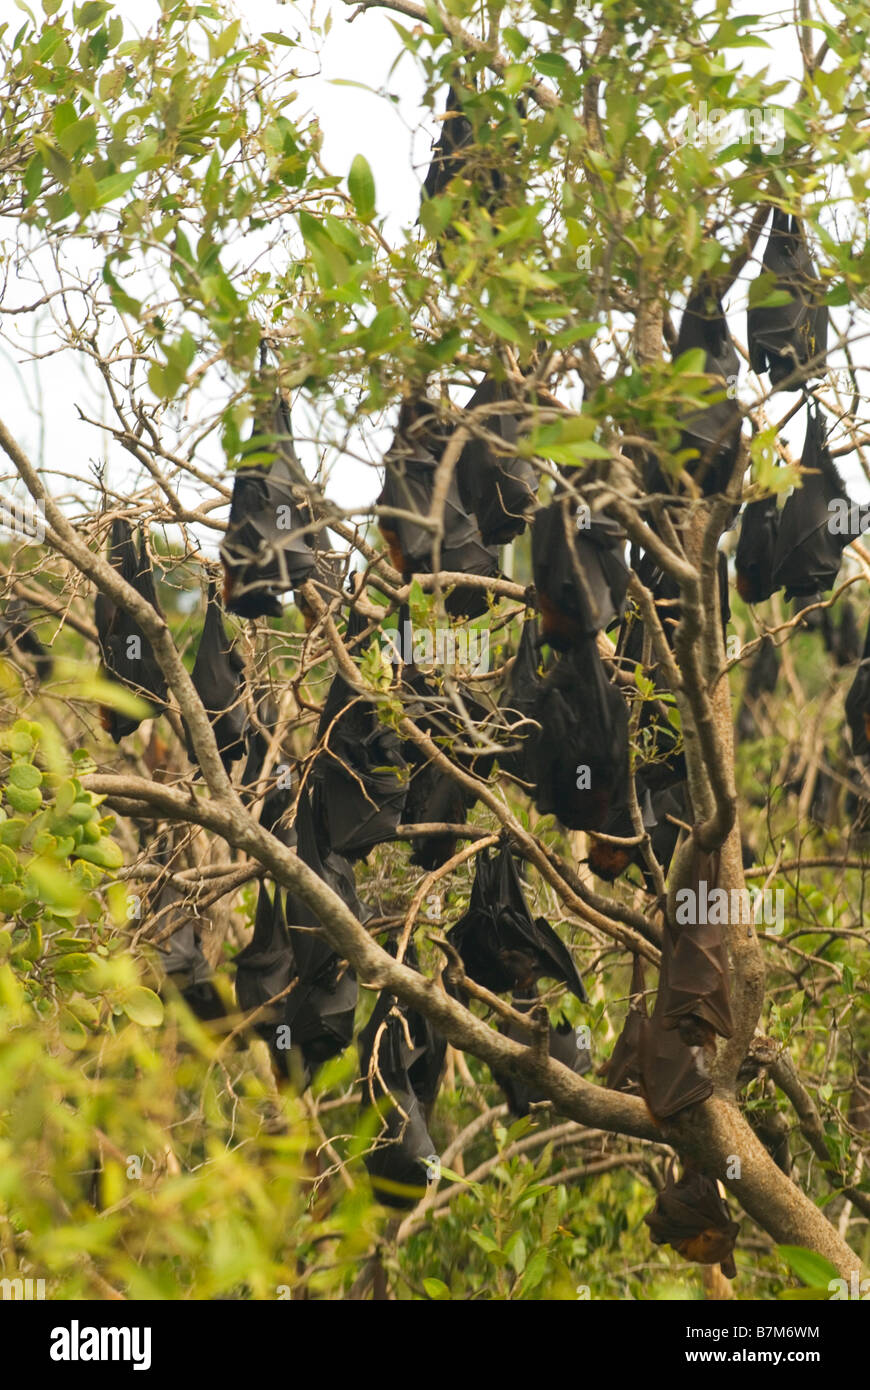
<box><xmin>348</xmin><ymin>153</ymin><xmax>376</xmax><ymax>221</ymax></box>
<box><xmin>261</xmin><ymin>31</ymin><xmax>295</xmax><ymax>45</ymax></box>
<box><xmin>121</xmin><ymin>986</ymin><xmax>164</xmax><ymax>1028</ymax></box>
<box><xmin>423</xmin><ymin>1277</ymin><xmax>452</xmax><ymax>1301</ymax></box>
<box><xmin>95</xmin><ymin>170</ymin><xmax>137</xmax><ymax>207</ymax></box>
<box><xmin>9</xmin><ymin>762</ymin><xmax>41</xmax><ymax>791</ymax></box>
<box><xmin>777</xmin><ymin>1245</ymin><xmax>839</xmax><ymax>1288</ymax></box>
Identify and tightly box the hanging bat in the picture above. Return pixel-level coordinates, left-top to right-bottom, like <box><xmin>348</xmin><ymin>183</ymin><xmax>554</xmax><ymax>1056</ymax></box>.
<box><xmin>491</xmin><ymin>988</ymin><xmax>592</xmax><ymax>1116</ymax></box>
<box><xmin>497</xmin><ymin>616</ymin><xmax>545</xmax><ymax>787</ymax></box>
<box><xmin>233</xmin><ymin>880</ymin><xmax>294</xmax><ymax>1056</ymax></box>
<box><xmin>747</xmin><ymin>207</ymin><xmax>828</xmax><ymax>390</ymax></box>
<box><xmin>735</xmin><ymin>493</ymin><xmax>780</xmax><ymax>603</ymax></box>
<box><xmin>658</xmin><ymin>845</ymin><xmax>734</xmax><ymax>1048</ymax></box>
<box><xmin>845</xmin><ymin>616</ymin><xmax>870</xmax><ymax>757</ymax></box>
<box><xmin>670</xmin><ymin>283</ymin><xmax>742</xmax><ymax>496</ymax></box>
<box><xmin>533</xmin><ymin>637</ymin><xmax>631</xmax><ymax>832</ymax></box>
<box><xmin>586</xmin><ymin>775</ymin><xmax>656</xmax><ymax>882</ymax></box>
<box><xmin>240</xmin><ymin>692</ymin><xmax>296</xmax><ymax>843</ymax></box>
<box><xmin>311</xmin><ymin>606</ymin><xmax>409</xmax><ymax>860</ymax></box>
<box><xmin>419</xmin><ymin>84</ymin><xmax>505</xmax><ymax>264</ymax></box>
<box><xmin>148</xmin><ymin>865</ymin><xmax>226</xmax><ymax>1025</ymax></box>
<box><xmin>0</xmin><ymin>599</ymin><xmax>53</xmax><ymax>682</ymax></box>
<box><xmin>95</xmin><ymin>518</ymin><xmax>168</xmax><ymax>741</ymax></box>
<box><xmin>455</xmin><ymin>377</ymin><xmax>537</xmax><ymax>545</ymax></box>
<box><xmin>644</xmin><ymin>1159</ymin><xmax>739</xmax><ymax>1278</ymax></box>
<box><xmin>378</xmin><ymin>395</ymin><xmax>499</xmax><ymax>619</ymax></box>
<box><xmin>185</xmin><ymin>581</ymin><xmax>247</xmax><ymax>773</ymax></box>
<box><xmin>448</xmin><ymin>843</ymin><xmax>587</xmax><ymax>1001</ymax></box>
<box><xmin>824</xmin><ymin>598</ymin><xmax>860</xmax><ymax>667</ymax></box>
<box><xmin>638</xmin><ymin>1003</ymin><xmax>714</xmax><ymax>1122</ymax></box>
<box><xmin>736</xmin><ymin>635</ymin><xmax>780</xmax><ymax>741</ymax></box>
<box><xmin>279</xmin><ymin>788</ymin><xmax>359</xmax><ymax>1087</ymax></box>
<box><xmin>770</xmin><ymin>406</ymin><xmax>852</xmax><ymax>599</ymax></box>
<box><xmin>221</xmin><ymin>386</ymin><xmax>320</xmax><ymax>619</ymax></box>
<box><xmin>606</xmin><ymin>954</ymin><xmax>648</xmax><ymax>1095</ymax></box>
<box><xmin>358</xmin><ymin>990</ymin><xmax>442</xmax><ymax>1210</ymax></box>
<box><xmin>532</xmin><ymin>496</ymin><xmax>629</xmax><ymax>648</ymax></box>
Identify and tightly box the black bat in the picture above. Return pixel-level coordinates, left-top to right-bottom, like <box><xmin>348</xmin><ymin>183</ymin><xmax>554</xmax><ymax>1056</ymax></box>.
<box><xmin>358</xmin><ymin>989</ymin><xmax>443</xmax><ymax>1210</ymax></box>
<box><xmin>491</xmin><ymin>989</ymin><xmax>591</xmax><ymax>1116</ymax></box>
<box><xmin>533</xmin><ymin>637</ymin><xmax>631</xmax><ymax>833</ymax></box>
<box><xmin>221</xmin><ymin>386</ymin><xmax>319</xmax><ymax>619</ymax></box>
<box><xmin>638</xmin><ymin>1003</ymin><xmax>714</xmax><ymax>1122</ymax></box>
<box><xmin>185</xmin><ymin>581</ymin><xmax>247</xmax><ymax>772</ymax></box>
<box><xmin>280</xmin><ymin>789</ymin><xmax>359</xmax><ymax>1088</ymax></box>
<box><xmin>95</xmin><ymin>518</ymin><xmax>168</xmax><ymax>741</ymax></box>
<box><xmin>845</xmin><ymin>616</ymin><xmax>870</xmax><ymax>758</ymax></box>
<box><xmin>240</xmin><ymin>692</ymin><xmax>296</xmax><ymax>843</ymax></box>
<box><xmin>658</xmin><ymin>846</ymin><xmax>734</xmax><ymax>1048</ymax></box>
<box><xmin>670</xmin><ymin>283</ymin><xmax>742</xmax><ymax>495</ymax></box>
<box><xmin>378</xmin><ymin>395</ymin><xmax>498</xmax><ymax>619</ymax></box>
<box><xmin>606</xmin><ymin>954</ymin><xmax>647</xmax><ymax>1096</ymax></box>
<box><xmin>0</xmin><ymin>599</ymin><xmax>53</xmax><ymax>682</ymax></box>
<box><xmin>312</xmin><ymin>606</ymin><xmax>408</xmax><ymax>860</ymax></box>
<box><xmin>497</xmin><ymin>616</ymin><xmax>545</xmax><ymax>787</ymax></box>
<box><xmin>455</xmin><ymin>377</ymin><xmax>537</xmax><ymax>544</ymax></box>
<box><xmin>448</xmin><ymin>843</ymin><xmax>587</xmax><ymax>1001</ymax></box>
<box><xmin>148</xmin><ymin>863</ymin><xmax>226</xmax><ymax>1025</ymax></box>
<box><xmin>644</xmin><ymin>1159</ymin><xmax>739</xmax><ymax>1277</ymax></box>
<box><xmin>824</xmin><ymin>598</ymin><xmax>861</xmax><ymax>667</ymax></box>
<box><xmin>735</xmin><ymin>493</ymin><xmax>780</xmax><ymax>604</ymax></box>
<box><xmin>747</xmin><ymin>207</ymin><xmax>828</xmax><ymax>391</ymax></box>
<box><xmin>585</xmin><ymin>774</ymin><xmax>656</xmax><ymax>883</ymax></box>
<box><xmin>770</xmin><ymin>405</ymin><xmax>852</xmax><ymax>599</ymax></box>
<box><xmin>233</xmin><ymin>880</ymin><xmax>294</xmax><ymax>1057</ymax></box>
<box><xmin>736</xmin><ymin>635</ymin><xmax>780</xmax><ymax>741</ymax></box>
<box><xmin>531</xmin><ymin>496</ymin><xmax>629</xmax><ymax>648</ymax></box>
<box><xmin>621</xmin><ymin>546</ymin><xmax>730</xmax><ymax>666</ymax></box>
<box><xmin>420</xmin><ymin>84</ymin><xmax>505</xmax><ymax>264</ymax></box>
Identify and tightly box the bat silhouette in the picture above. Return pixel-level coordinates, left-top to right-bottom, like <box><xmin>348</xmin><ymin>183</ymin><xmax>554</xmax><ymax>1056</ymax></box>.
<box><xmin>279</xmin><ymin>789</ymin><xmax>359</xmax><ymax>1088</ymax></box>
<box><xmin>736</xmin><ymin>635</ymin><xmax>780</xmax><ymax>741</ymax></box>
<box><xmin>420</xmin><ymin>84</ymin><xmax>505</xmax><ymax>264</ymax></box>
<box><xmin>149</xmin><ymin>862</ymin><xmax>226</xmax><ymax>1025</ymax></box>
<box><xmin>622</xmin><ymin>546</ymin><xmax>730</xmax><ymax>669</ymax></box>
<box><xmin>455</xmin><ymin>377</ymin><xmax>537</xmax><ymax>544</ymax></box>
<box><xmin>312</xmin><ymin>606</ymin><xmax>408</xmax><ymax>860</ymax></box>
<box><xmin>240</xmin><ymin>693</ymin><xmax>296</xmax><ymax>843</ymax></box>
<box><xmin>0</xmin><ymin>599</ymin><xmax>53</xmax><ymax>682</ymax></box>
<box><xmin>671</xmin><ymin>283</ymin><xmax>742</xmax><ymax>495</ymax></box>
<box><xmin>95</xmin><ymin>518</ymin><xmax>168</xmax><ymax>741</ymax></box>
<box><xmin>585</xmin><ymin>774</ymin><xmax>656</xmax><ymax>883</ymax></box>
<box><xmin>747</xmin><ymin>207</ymin><xmax>828</xmax><ymax>390</ymax></box>
<box><xmin>491</xmin><ymin>989</ymin><xmax>592</xmax><ymax>1116</ymax></box>
<box><xmin>185</xmin><ymin>581</ymin><xmax>247</xmax><ymax>772</ymax></box>
<box><xmin>845</xmin><ymin>616</ymin><xmax>870</xmax><ymax>757</ymax></box>
<box><xmin>378</xmin><ymin>395</ymin><xmax>498</xmax><ymax>619</ymax></box>
<box><xmin>638</xmin><ymin>1004</ymin><xmax>714</xmax><ymax>1122</ymax></box>
<box><xmin>532</xmin><ymin>496</ymin><xmax>629</xmax><ymax>648</ymax></box>
<box><xmin>658</xmin><ymin>845</ymin><xmax>734</xmax><ymax>1048</ymax></box>
<box><xmin>823</xmin><ymin>598</ymin><xmax>861</xmax><ymax>667</ymax></box>
<box><xmin>233</xmin><ymin>880</ymin><xmax>294</xmax><ymax>1059</ymax></box>
<box><xmin>448</xmin><ymin>843</ymin><xmax>587</xmax><ymax>1001</ymax></box>
<box><xmin>735</xmin><ymin>493</ymin><xmax>780</xmax><ymax>604</ymax></box>
<box><xmin>358</xmin><ymin>987</ymin><xmax>444</xmax><ymax>1210</ymax></box>
<box><xmin>221</xmin><ymin>386</ymin><xmax>319</xmax><ymax>619</ymax></box>
<box><xmin>607</xmin><ymin>954</ymin><xmax>648</xmax><ymax>1095</ymax></box>
<box><xmin>644</xmin><ymin>1159</ymin><xmax>739</xmax><ymax>1278</ymax></box>
<box><xmin>497</xmin><ymin>616</ymin><xmax>545</xmax><ymax>787</ymax></box>
<box><xmin>533</xmin><ymin>637</ymin><xmax>631</xmax><ymax>832</ymax></box>
<box><xmin>770</xmin><ymin>406</ymin><xmax>852</xmax><ymax>599</ymax></box>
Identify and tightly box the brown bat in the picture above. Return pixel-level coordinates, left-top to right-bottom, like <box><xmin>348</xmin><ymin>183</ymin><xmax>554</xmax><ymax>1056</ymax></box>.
<box><xmin>660</xmin><ymin>846</ymin><xmax>734</xmax><ymax>1049</ymax></box>
<box><xmin>644</xmin><ymin>1159</ymin><xmax>739</xmax><ymax>1278</ymax></box>
<box><xmin>606</xmin><ymin>954</ymin><xmax>647</xmax><ymax>1096</ymax></box>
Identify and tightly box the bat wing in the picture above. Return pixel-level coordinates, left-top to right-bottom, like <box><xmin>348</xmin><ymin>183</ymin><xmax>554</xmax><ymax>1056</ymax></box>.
<box><xmin>771</xmin><ymin>410</ymin><xmax>850</xmax><ymax>596</ymax></box>
<box><xmin>845</xmin><ymin>624</ymin><xmax>870</xmax><ymax>757</ymax></box>
<box><xmin>638</xmin><ymin>1005</ymin><xmax>713</xmax><ymax>1120</ymax></box>
<box><xmin>660</xmin><ymin>918</ymin><xmax>734</xmax><ymax>1040</ymax></box>
<box><xmin>735</xmin><ymin>494</ymin><xmax>781</xmax><ymax>603</ymax></box>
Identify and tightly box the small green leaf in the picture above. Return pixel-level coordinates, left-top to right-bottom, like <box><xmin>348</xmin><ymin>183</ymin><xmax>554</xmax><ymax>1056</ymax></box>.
<box><xmin>348</xmin><ymin>153</ymin><xmax>376</xmax><ymax>221</ymax></box>
<box><xmin>777</xmin><ymin>1245</ymin><xmax>839</xmax><ymax>1288</ymax></box>
<box><xmin>422</xmin><ymin>1277</ymin><xmax>452</xmax><ymax>1301</ymax></box>
<box><xmin>121</xmin><ymin>986</ymin><xmax>164</xmax><ymax>1028</ymax></box>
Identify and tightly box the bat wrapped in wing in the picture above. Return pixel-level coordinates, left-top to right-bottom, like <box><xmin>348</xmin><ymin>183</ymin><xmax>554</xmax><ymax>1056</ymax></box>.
<box><xmin>606</xmin><ymin>954</ymin><xmax>647</xmax><ymax>1095</ymax></box>
<box><xmin>358</xmin><ymin>988</ymin><xmax>444</xmax><ymax>1210</ymax></box>
<box><xmin>455</xmin><ymin>377</ymin><xmax>537</xmax><ymax>544</ymax></box>
<box><xmin>670</xmin><ymin>283</ymin><xmax>742</xmax><ymax>496</ymax></box>
<box><xmin>659</xmin><ymin>846</ymin><xmax>734</xmax><ymax>1047</ymax></box>
<box><xmin>735</xmin><ymin>493</ymin><xmax>781</xmax><ymax>604</ymax></box>
<box><xmin>448</xmin><ymin>843</ymin><xmax>587</xmax><ymax>1001</ymax></box>
<box><xmin>184</xmin><ymin>581</ymin><xmax>247</xmax><ymax>772</ymax></box>
<box><xmin>233</xmin><ymin>880</ymin><xmax>294</xmax><ymax>1057</ymax></box>
<box><xmin>221</xmin><ymin>382</ymin><xmax>320</xmax><ymax>619</ymax></box>
<box><xmin>845</xmin><ymin>616</ymin><xmax>870</xmax><ymax>757</ymax></box>
<box><xmin>644</xmin><ymin>1159</ymin><xmax>739</xmax><ymax>1278</ymax></box>
<box><xmin>491</xmin><ymin>988</ymin><xmax>591</xmax><ymax>1116</ymax></box>
<box><xmin>95</xmin><ymin>518</ymin><xmax>168</xmax><ymax>741</ymax></box>
<box><xmin>497</xmin><ymin>615</ymin><xmax>545</xmax><ymax>787</ymax></box>
<box><xmin>420</xmin><ymin>84</ymin><xmax>506</xmax><ymax>264</ymax></box>
<box><xmin>378</xmin><ymin>394</ymin><xmax>498</xmax><ymax>619</ymax></box>
<box><xmin>148</xmin><ymin>862</ymin><xmax>226</xmax><ymax>1025</ymax></box>
<box><xmin>747</xmin><ymin>207</ymin><xmax>828</xmax><ymax>391</ymax></box>
<box><xmin>770</xmin><ymin>406</ymin><xmax>853</xmax><ymax>599</ymax></box>
<box><xmin>532</xmin><ymin>496</ymin><xmax>629</xmax><ymax>648</ymax></box>
<box><xmin>533</xmin><ymin>637</ymin><xmax>631</xmax><ymax>833</ymax></box>
<box><xmin>240</xmin><ymin>692</ymin><xmax>296</xmax><ymax>843</ymax></box>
